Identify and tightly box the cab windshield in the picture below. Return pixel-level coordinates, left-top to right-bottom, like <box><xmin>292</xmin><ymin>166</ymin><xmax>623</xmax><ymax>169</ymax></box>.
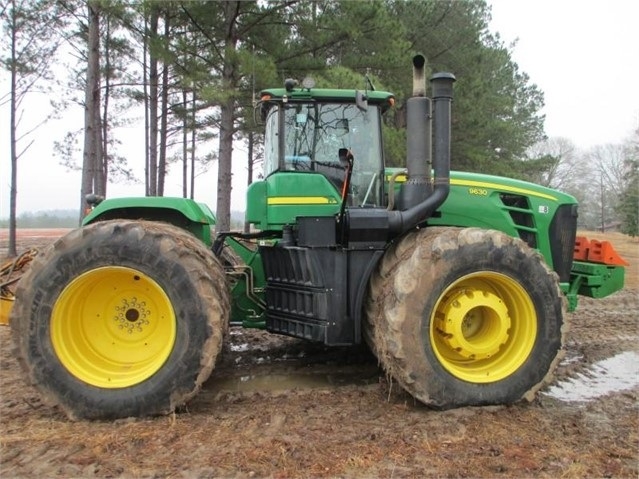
<box><xmin>264</xmin><ymin>102</ymin><xmax>384</xmax><ymax>207</ymax></box>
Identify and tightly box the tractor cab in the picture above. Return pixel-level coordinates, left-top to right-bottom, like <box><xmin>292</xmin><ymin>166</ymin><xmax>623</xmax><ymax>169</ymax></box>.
<box><xmin>246</xmin><ymin>83</ymin><xmax>396</xmax><ymax>230</ymax></box>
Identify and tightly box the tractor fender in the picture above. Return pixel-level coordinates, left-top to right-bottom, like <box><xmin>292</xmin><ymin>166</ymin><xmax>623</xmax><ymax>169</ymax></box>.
<box><xmin>82</xmin><ymin>197</ymin><xmax>216</xmax><ymax>246</ymax></box>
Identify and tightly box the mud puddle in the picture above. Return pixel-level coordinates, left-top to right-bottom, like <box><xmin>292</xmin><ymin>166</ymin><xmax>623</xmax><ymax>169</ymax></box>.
<box><xmin>544</xmin><ymin>350</ymin><xmax>639</xmax><ymax>402</ymax></box>
<box><xmin>209</xmin><ymin>366</ymin><xmax>380</xmax><ymax>394</ymax></box>
<box><xmin>211</xmin><ymin>326</ymin><xmax>381</xmax><ymax>394</ymax></box>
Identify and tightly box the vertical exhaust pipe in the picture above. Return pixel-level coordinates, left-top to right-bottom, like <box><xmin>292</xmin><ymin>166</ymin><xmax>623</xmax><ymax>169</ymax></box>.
<box><xmin>400</xmin><ymin>55</ymin><xmax>432</xmax><ymax>208</ymax></box>
<box><xmin>389</xmin><ymin>65</ymin><xmax>456</xmax><ymax>235</ymax></box>
<box><xmin>412</xmin><ymin>54</ymin><xmax>427</xmax><ymax>97</ymax></box>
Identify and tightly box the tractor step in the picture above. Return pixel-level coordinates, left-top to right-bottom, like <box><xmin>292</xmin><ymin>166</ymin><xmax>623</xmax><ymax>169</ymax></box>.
<box><xmin>266</xmin><ymin>314</ymin><xmax>328</xmax><ymax>342</ymax></box>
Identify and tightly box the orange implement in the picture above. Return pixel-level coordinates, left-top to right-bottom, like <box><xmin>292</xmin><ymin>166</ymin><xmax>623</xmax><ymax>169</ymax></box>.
<box><xmin>573</xmin><ymin>236</ymin><xmax>591</xmax><ymax>261</ymax></box>
<box><xmin>573</xmin><ymin>236</ymin><xmax>629</xmax><ymax>266</ymax></box>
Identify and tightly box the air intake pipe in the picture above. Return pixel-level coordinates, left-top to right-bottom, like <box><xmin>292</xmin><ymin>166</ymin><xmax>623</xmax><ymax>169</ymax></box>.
<box><xmin>389</xmin><ymin>57</ymin><xmax>456</xmax><ymax>235</ymax></box>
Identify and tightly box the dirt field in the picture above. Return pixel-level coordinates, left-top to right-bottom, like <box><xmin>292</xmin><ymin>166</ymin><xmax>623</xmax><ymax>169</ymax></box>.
<box><xmin>1</xmin><ymin>229</ymin><xmax>638</xmax><ymax>478</ymax></box>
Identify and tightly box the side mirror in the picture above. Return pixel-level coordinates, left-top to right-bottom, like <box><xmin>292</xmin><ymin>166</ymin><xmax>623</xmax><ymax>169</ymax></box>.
<box><xmin>85</xmin><ymin>193</ymin><xmax>104</xmax><ymax>207</ymax></box>
<box><xmin>355</xmin><ymin>91</ymin><xmax>368</xmax><ymax>111</ymax></box>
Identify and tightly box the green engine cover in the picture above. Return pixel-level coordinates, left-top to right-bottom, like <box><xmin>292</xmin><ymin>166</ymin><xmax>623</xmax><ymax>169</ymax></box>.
<box><xmin>432</xmin><ymin>170</ymin><xmax>578</xmax><ymax>272</ymax></box>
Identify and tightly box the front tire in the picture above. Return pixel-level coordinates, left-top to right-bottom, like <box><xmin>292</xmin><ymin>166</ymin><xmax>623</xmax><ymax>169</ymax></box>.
<box><xmin>364</xmin><ymin>227</ymin><xmax>567</xmax><ymax>408</ymax></box>
<box><xmin>10</xmin><ymin>220</ymin><xmax>230</xmax><ymax>420</ymax></box>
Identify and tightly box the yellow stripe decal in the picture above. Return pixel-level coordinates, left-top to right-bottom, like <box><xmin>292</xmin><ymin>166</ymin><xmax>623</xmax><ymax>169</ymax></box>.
<box><xmin>267</xmin><ymin>196</ymin><xmax>337</xmax><ymax>205</ymax></box>
<box><xmin>386</xmin><ymin>175</ymin><xmax>556</xmax><ymax>201</ymax></box>
<box><xmin>450</xmin><ymin>179</ymin><xmax>557</xmax><ymax>201</ymax></box>
<box><xmin>385</xmin><ymin>175</ymin><xmax>406</xmax><ymax>182</ymax></box>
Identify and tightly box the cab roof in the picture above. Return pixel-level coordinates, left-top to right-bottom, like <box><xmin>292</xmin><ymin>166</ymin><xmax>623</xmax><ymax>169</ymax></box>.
<box><xmin>259</xmin><ymin>87</ymin><xmax>395</xmax><ymax>106</ymax></box>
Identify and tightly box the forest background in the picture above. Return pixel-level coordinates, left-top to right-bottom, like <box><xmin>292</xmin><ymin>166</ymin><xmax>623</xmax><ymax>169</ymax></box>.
<box><xmin>1</xmin><ymin>0</ymin><xmax>637</xmax><ymax>257</ymax></box>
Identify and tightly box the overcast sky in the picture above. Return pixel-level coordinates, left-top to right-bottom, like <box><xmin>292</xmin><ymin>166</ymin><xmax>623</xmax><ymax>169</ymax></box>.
<box><xmin>489</xmin><ymin>0</ymin><xmax>639</xmax><ymax>146</ymax></box>
<box><xmin>1</xmin><ymin>0</ymin><xmax>638</xmax><ymax>217</ymax></box>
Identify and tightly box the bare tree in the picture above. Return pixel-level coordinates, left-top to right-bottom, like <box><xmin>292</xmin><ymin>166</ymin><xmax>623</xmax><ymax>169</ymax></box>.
<box><xmin>1</xmin><ymin>0</ymin><xmax>65</xmax><ymax>256</ymax></box>
<box><xmin>526</xmin><ymin>137</ymin><xmax>618</xmax><ymax>229</ymax></box>
<box><xmin>590</xmin><ymin>143</ymin><xmax>627</xmax><ymax>197</ymax></box>
<box><xmin>528</xmin><ymin>137</ymin><xmax>583</xmax><ymax>190</ymax></box>
<box><xmin>586</xmin><ymin>143</ymin><xmax>629</xmax><ymax>231</ymax></box>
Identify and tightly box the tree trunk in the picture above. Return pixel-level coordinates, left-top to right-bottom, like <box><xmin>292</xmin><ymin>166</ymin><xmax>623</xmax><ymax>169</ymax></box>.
<box><xmin>190</xmin><ymin>90</ymin><xmax>196</xmax><ymax>199</ymax></box>
<box><xmin>148</xmin><ymin>7</ymin><xmax>159</xmax><ymax>196</ymax></box>
<box><xmin>217</xmin><ymin>97</ymin><xmax>234</xmax><ymax>232</ymax></box>
<box><xmin>143</xmin><ymin>15</ymin><xmax>150</xmax><ymax>196</ymax></box>
<box><xmin>243</xmin><ymin>131</ymin><xmax>254</xmax><ymax>234</ymax></box>
<box><xmin>182</xmin><ymin>89</ymin><xmax>188</xmax><ymax>198</ymax></box>
<box><xmin>157</xmin><ymin>15</ymin><xmax>170</xmax><ymax>197</ymax></box>
<box><xmin>7</xmin><ymin>0</ymin><xmax>18</xmax><ymax>257</ymax></box>
<box><xmin>215</xmin><ymin>1</ymin><xmax>240</xmax><ymax>233</ymax></box>
<box><xmin>80</xmin><ymin>1</ymin><xmax>101</xmax><ymax>224</ymax></box>
<box><xmin>98</xmin><ymin>15</ymin><xmax>111</xmax><ymax>198</ymax></box>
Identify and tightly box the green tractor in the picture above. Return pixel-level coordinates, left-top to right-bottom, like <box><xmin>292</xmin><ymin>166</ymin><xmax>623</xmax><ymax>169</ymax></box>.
<box><xmin>10</xmin><ymin>56</ymin><xmax>626</xmax><ymax>420</ymax></box>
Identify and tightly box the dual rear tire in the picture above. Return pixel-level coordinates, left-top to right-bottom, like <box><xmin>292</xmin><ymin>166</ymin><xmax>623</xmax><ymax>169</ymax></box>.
<box><xmin>364</xmin><ymin>227</ymin><xmax>567</xmax><ymax>408</ymax></box>
<box><xmin>11</xmin><ymin>220</ymin><xmax>230</xmax><ymax>420</ymax></box>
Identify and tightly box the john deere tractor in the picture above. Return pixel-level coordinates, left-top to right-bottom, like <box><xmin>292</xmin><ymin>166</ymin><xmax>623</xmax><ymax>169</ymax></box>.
<box><xmin>10</xmin><ymin>56</ymin><xmax>626</xmax><ymax>420</ymax></box>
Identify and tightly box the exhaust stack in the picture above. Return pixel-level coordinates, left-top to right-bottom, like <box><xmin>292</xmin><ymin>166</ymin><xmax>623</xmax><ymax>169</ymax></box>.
<box><xmin>389</xmin><ymin>57</ymin><xmax>456</xmax><ymax>235</ymax></box>
<box><xmin>412</xmin><ymin>54</ymin><xmax>427</xmax><ymax>97</ymax></box>
<box><xmin>399</xmin><ymin>55</ymin><xmax>432</xmax><ymax>209</ymax></box>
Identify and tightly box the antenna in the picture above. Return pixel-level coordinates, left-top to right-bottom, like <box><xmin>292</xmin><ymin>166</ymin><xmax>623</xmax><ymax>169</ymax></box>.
<box><xmin>365</xmin><ymin>69</ymin><xmax>376</xmax><ymax>91</ymax></box>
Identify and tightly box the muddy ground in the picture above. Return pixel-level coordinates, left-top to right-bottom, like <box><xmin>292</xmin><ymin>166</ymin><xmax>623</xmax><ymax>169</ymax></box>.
<box><xmin>1</xmin><ymin>229</ymin><xmax>638</xmax><ymax>478</ymax></box>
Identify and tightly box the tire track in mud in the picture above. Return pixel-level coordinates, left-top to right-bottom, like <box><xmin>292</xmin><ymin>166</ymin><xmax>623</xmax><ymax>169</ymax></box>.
<box><xmin>565</xmin><ymin>290</ymin><xmax>638</xmax><ymax>350</ymax></box>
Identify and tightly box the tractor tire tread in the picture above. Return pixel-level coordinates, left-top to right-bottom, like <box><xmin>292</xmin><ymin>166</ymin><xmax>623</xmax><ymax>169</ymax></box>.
<box><xmin>364</xmin><ymin>227</ymin><xmax>568</xmax><ymax>408</ymax></box>
<box><xmin>11</xmin><ymin>220</ymin><xmax>230</xmax><ymax>420</ymax></box>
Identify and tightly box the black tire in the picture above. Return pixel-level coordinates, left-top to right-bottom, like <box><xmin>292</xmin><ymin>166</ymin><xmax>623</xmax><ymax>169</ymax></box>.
<box><xmin>10</xmin><ymin>220</ymin><xmax>230</xmax><ymax>420</ymax></box>
<box><xmin>364</xmin><ymin>227</ymin><xmax>567</xmax><ymax>408</ymax></box>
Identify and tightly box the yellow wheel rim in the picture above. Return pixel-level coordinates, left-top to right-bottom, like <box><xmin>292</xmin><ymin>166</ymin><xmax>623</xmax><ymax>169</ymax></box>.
<box><xmin>51</xmin><ymin>267</ymin><xmax>176</xmax><ymax>388</ymax></box>
<box><xmin>430</xmin><ymin>272</ymin><xmax>537</xmax><ymax>383</ymax></box>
